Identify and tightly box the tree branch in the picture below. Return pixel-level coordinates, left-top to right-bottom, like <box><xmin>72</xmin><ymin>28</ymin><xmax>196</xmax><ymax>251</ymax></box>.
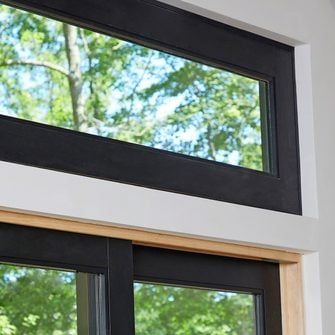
<box><xmin>0</xmin><ymin>59</ymin><xmax>69</xmax><ymax>77</ymax></box>
<box><xmin>129</xmin><ymin>53</ymin><xmax>154</xmax><ymax>97</ymax></box>
<box><xmin>127</xmin><ymin>53</ymin><xmax>154</xmax><ymax>116</ymax></box>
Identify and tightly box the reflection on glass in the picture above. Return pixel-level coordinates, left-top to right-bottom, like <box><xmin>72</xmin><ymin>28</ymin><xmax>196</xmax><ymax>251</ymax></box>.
<box><xmin>0</xmin><ymin>263</ymin><xmax>105</xmax><ymax>335</ymax></box>
<box><xmin>134</xmin><ymin>282</ymin><xmax>256</xmax><ymax>335</ymax></box>
<box><xmin>0</xmin><ymin>4</ymin><xmax>268</xmax><ymax>171</ymax></box>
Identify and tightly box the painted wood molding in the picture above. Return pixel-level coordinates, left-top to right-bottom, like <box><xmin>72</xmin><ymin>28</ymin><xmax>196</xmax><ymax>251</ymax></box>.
<box><xmin>0</xmin><ymin>209</ymin><xmax>300</xmax><ymax>263</ymax></box>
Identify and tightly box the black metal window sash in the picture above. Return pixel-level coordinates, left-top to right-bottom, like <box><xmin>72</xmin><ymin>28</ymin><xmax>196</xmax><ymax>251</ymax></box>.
<box><xmin>0</xmin><ymin>223</ymin><xmax>282</xmax><ymax>335</ymax></box>
<box><xmin>0</xmin><ymin>0</ymin><xmax>301</xmax><ymax>214</ymax></box>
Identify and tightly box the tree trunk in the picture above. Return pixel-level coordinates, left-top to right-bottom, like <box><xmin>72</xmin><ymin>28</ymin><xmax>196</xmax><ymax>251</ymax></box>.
<box><xmin>206</xmin><ymin>123</ymin><xmax>217</xmax><ymax>160</ymax></box>
<box><xmin>63</xmin><ymin>23</ymin><xmax>87</xmax><ymax>131</ymax></box>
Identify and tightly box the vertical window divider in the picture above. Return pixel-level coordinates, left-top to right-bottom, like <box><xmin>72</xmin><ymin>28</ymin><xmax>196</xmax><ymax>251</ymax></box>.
<box><xmin>107</xmin><ymin>238</ymin><xmax>135</xmax><ymax>335</ymax></box>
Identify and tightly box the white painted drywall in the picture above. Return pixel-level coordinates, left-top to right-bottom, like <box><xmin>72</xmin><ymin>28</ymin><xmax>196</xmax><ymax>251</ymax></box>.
<box><xmin>1</xmin><ymin>0</ymin><xmax>334</xmax><ymax>333</ymax></box>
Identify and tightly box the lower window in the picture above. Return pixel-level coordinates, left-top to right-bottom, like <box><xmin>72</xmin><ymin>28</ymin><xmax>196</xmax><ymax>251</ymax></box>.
<box><xmin>0</xmin><ymin>223</ymin><xmax>282</xmax><ymax>335</ymax></box>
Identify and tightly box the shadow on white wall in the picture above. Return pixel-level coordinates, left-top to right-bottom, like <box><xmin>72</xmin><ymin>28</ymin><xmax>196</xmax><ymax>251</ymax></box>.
<box><xmin>329</xmin><ymin>0</ymin><xmax>335</xmax><ymax>9</ymax></box>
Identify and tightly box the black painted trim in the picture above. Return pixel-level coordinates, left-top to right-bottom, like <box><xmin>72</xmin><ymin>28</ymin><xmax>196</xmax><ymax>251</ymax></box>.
<box><xmin>0</xmin><ymin>0</ymin><xmax>301</xmax><ymax>214</ymax></box>
<box><xmin>0</xmin><ymin>222</ymin><xmax>108</xmax><ymax>270</ymax></box>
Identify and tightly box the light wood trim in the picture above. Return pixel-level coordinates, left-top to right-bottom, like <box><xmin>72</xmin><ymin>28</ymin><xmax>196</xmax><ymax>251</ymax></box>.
<box><xmin>0</xmin><ymin>209</ymin><xmax>300</xmax><ymax>263</ymax></box>
<box><xmin>280</xmin><ymin>261</ymin><xmax>305</xmax><ymax>335</ymax></box>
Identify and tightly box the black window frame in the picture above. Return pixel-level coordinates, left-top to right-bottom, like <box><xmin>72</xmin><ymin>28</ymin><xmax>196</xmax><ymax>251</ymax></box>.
<box><xmin>0</xmin><ymin>0</ymin><xmax>301</xmax><ymax>214</ymax></box>
<box><xmin>133</xmin><ymin>245</ymin><xmax>282</xmax><ymax>335</ymax></box>
<box><xmin>0</xmin><ymin>222</ymin><xmax>135</xmax><ymax>335</ymax></box>
<box><xmin>0</xmin><ymin>222</ymin><xmax>282</xmax><ymax>335</ymax></box>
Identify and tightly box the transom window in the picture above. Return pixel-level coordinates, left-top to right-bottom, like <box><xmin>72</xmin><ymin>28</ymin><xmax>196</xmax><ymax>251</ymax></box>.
<box><xmin>0</xmin><ymin>0</ymin><xmax>301</xmax><ymax>214</ymax></box>
<box><xmin>0</xmin><ymin>4</ymin><xmax>269</xmax><ymax>171</ymax></box>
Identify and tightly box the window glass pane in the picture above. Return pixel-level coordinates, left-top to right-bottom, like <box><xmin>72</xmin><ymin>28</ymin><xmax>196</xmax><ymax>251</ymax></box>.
<box><xmin>134</xmin><ymin>282</ymin><xmax>257</xmax><ymax>335</ymax></box>
<box><xmin>0</xmin><ymin>263</ymin><xmax>106</xmax><ymax>335</ymax></box>
<box><xmin>0</xmin><ymin>4</ymin><xmax>270</xmax><ymax>172</ymax></box>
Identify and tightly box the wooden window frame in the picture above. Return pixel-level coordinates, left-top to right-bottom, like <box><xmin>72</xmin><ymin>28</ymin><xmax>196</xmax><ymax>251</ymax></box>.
<box><xmin>0</xmin><ymin>209</ymin><xmax>305</xmax><ymax>335</ymax></box>
<box><xmin>0</xmin><ymin>0</ymin><xmax>301</xmax><ymax>214</ymax></box>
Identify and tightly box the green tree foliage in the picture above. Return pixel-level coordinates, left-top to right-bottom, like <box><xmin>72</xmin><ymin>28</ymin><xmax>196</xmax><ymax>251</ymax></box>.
<box><xmin>0</xmin><ymin>264</ymin><xmax>77</xmax><ymax>335</ymax></box>
<box><xmin>134</xmin><ymin>283</ymin><xmax>256</xmax><ymax>335</ymax></box>
<box><xmin>0</xmin><ymin>4</ymin><xmax>264</xmax><ymax>170</ymax></box>
<box><xmin>0</xmin><ymin>264</ymin><xmax>256</xmax><ymax>335</ymax></box>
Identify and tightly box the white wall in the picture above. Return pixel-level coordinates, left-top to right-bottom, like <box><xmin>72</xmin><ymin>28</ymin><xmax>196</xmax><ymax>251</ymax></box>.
<box><xmin>0</xmin><ymin>0</ymin><xmax>333</xmax><ymax>333</ymax></box>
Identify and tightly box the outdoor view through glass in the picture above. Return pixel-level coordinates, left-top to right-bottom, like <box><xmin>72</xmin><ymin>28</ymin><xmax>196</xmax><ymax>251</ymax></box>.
<box><xmin>0</xmin><ymin>4</ymin><xmax>270</xmax><ymax>171</ymax></box>
<box><xmin>134</xmin><ymin>282</ymin><xmax>257</xmax><ymax>335</ymax></box>
<box><xmin>0</xmin><ymin>263</ymin><xmax>257</xmax><ymax>335</ymax></box>
<box><xmin>0</xmin><ymin>263</ymin><xmax>106</xmax><ymax>334</ymax></box>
